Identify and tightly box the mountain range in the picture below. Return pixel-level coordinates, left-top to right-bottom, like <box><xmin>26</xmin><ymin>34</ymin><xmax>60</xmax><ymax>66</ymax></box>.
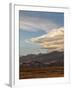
<box><xmin>19</xmin><ymin>51</ymin><xmax>64</xmax><ymax>68</ymax></box>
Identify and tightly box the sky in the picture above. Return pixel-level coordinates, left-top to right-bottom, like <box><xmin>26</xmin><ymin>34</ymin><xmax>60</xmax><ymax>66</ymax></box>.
<box><xmin>19</xmin><ymin>10</ymin><xmax>64</xmax><ymax>56</ymax></box>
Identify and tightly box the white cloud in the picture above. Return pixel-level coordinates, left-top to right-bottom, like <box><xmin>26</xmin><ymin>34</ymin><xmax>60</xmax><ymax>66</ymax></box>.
<box><xmin>30</xmin><ymin>27</ymin><xmax>64</xmax><ymax>52</ymax></box>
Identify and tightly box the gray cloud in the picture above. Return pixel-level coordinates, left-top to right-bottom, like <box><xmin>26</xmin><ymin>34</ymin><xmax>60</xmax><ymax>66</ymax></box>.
<box><xmin>20</xmin><ymin>16</ymin><xmax>59</xmax><ymax>33</ymax></box>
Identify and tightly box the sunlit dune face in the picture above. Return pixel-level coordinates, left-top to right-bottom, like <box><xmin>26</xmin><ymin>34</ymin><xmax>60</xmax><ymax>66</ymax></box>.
<box><xmin>30</xmin><ymin>27</ymin><xmax>64</xmax><ymax>52</ymax></box>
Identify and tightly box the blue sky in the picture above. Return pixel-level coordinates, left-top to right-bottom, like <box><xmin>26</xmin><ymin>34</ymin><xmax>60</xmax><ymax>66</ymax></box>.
<box><xmin>19</xmin><ymin>10</ymin><xmax>64</xmax><ymax>56</ymax></box>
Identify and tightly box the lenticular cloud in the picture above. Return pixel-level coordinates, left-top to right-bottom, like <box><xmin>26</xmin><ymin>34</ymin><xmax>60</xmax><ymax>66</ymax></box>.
<box><xmin>30</xmin><ymin>27</ymin><xmax>64</xmax><ymax>52</ymax></box>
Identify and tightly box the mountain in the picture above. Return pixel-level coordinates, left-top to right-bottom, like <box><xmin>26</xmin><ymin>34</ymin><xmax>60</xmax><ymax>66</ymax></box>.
<box><xmin>19</xmin><ymin>51</ymin><xmax>64</xmax><ymax>68</ymax></box>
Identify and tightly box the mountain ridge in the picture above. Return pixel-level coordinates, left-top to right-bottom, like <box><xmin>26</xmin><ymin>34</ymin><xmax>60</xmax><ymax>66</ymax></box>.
<box><xmin>20</xmin><ymin>51</ymin><xmax>64</xmax><ymax>68</ymax></box>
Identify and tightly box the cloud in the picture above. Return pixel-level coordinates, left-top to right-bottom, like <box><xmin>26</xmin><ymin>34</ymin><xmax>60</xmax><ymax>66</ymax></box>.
<box><xmin>20</xmin><ymin>16</ymin><xmax>60</xmax><ymax>33</ymax></box>
<box><xmin>30</xmin><ymin>27</ymin><xmax>64</xmax><ymax>52</ymax></box>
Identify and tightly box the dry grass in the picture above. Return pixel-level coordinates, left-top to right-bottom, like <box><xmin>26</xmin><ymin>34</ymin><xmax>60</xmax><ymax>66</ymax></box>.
<box><xmin>19</xmin><ymin>66</ymin><xmax>64</xmax><ymax>79</ymax></box>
